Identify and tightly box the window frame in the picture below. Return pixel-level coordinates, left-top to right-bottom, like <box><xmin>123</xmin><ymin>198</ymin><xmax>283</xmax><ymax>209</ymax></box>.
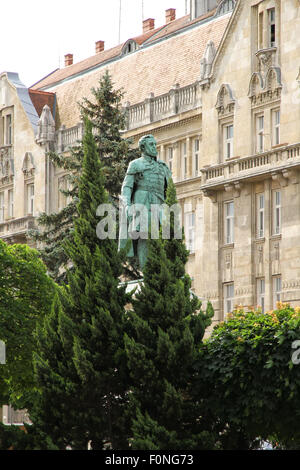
<box><xmin>256</xmin><ymin>114</ymin><xmax>265</xmax><ymax>153</ymax></box>
<box><xmin>224</xmin><ymin>200</ymin><xmax>234</xmax><ymax>245</ymax></box>
<box><xmin>193</xmin><ymin>138</ymin><xmax>200</xmax><ymax>177</ymax></box>
<box><xmin>273</xmin><ymin>190</ymin><xmax>281</xmax><ymax>235</ymax></box>
<box><xmin>223</xmin><ymin>123</ymin><xmax>234</xmax><ymax>160</ymax></box>
<box><xmin>27</xmin><ymin>183</ymin><xmax>35</xmax><ymax>215</ymax></box>
<box><xmin>0</xmin><ymin>192</ymin><xmax>4</xmax><ymax>223</ymax></box>
<box><xmin>272</xmin><ymin>108</ymin><xmax>280</xmax><ymax>147</ymax></box>
<box><xmin>257</xmin><ymin>278</ymin><xmax>266</xmax><ymax>313</ymax></box>
<box><xmin>273</xmin><ymin>276</ymin><xmax>282</xmax><ymax>308</ymax></box>
<box><xmin>168</xmin><ymin>147</ymin><xmax>173</xmax><ymax>173</ymax></box>
<box><xmin>268</xmin><ymin>8</ymin><xmax>276</xmax><ymax>48</ymax></box>
<box><xmin>224</xmin><ymin>283</ymin><xmax>234</xmax><ymax>316</ymax></box>
<box><xmin>185</xmin><ymin>211</ymin><xmax>196</xmax><ymax>254</ymax></box>
<box><xmin>8</xmin><ymin>189</ymin><xmax>14</xmax><ymax>218</ymax></box>
<box><xmin>181</xmin><ymin>141</ymin><xmax>187</xmax><ymax>180</ymax></box>
<box><xmin>257</xmin><ymin>193</ymin><xmax>265</xmax><ymax>239</ymax></box>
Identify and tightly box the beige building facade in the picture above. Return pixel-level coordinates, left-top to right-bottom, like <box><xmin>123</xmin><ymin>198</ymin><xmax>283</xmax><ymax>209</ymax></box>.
<box><xmin>1</xmin><ymin>0</ymin><xmax>300</xmax><ymax>333</ymax></box>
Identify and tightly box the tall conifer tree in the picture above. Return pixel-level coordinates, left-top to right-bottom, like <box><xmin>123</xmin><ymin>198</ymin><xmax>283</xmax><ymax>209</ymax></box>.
<box><xmin>32</xmin><ymin>118</ymin><xmax>129</xmax><ymax>450</ymax></box>
<box><xmin>124</xmin><ymin>180</ymin><xmax>214</xmax><ymax>450</ymax></box>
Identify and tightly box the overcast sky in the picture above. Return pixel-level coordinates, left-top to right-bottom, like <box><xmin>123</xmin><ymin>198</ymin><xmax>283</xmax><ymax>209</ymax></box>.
<box><xmin>1</xmin><ymin>0</ymin><xmax>188</xmax><ymax>88</ymax></box>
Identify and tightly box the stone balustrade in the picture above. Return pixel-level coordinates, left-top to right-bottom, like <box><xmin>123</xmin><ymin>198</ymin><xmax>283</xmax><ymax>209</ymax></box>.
<box><xmin>124</xmin><ymin>81</ymin><xmax>202</xmax><ymax>131</ymax></box>
<box><xmin>201</xmin><ymin>143</ymin><xmax>300</xmax><ymax>193</ymax></box>
<box><xmin>53</xmin><ymin>82</ymin><xmax>202</xmax><ymax>150</ymax></box>
<box><xmin>0</xmin><ymin>215</ymin><xmax>35</xmax><ymax>238</ymax></box>
<box><xmin>56</xmin><ymin>122</ymin><xmax>84</xmax><ymax>152</ymax></box>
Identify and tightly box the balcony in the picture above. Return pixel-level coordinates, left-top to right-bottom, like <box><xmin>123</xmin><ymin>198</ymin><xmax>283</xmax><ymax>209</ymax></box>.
<box><xmin>124</xmin><ymin>81</ymin><xmax>202</xmax><ymax>131</ymax></box>
<box><xmin>200</xmin><ymin>143</ymin><xmax>300</xmax><ymax>197</ymax></box>
<box><xmin>0</xmin><ymin>215</ymin><xmax>36</xmax><ymax>241</ymax></box>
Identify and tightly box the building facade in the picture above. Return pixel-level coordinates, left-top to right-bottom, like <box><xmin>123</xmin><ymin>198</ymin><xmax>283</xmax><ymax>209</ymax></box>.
<box><xmin>1</xmin><ymin>0</ymin><xmax>300</xmax><ymax>333</ymax></box>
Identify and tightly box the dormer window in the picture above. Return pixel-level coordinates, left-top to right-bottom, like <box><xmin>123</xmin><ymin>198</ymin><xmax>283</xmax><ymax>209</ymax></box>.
<box><xmin>123</xmin><ymin>40</ymin><xmax>138</xmax><ymax>56</ymax></box>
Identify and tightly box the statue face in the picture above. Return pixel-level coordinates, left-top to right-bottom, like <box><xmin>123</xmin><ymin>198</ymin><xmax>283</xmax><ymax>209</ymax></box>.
<box><xmin>142</xmin><ymin>136</ymin><xmax>158</xmax><ymax>158</ymax></box>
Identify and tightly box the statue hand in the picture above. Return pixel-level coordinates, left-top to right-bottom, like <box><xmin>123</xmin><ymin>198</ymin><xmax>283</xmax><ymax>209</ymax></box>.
<box><xmin>125</xmin><ymin>205</ymin><xmax>133</xmax><ymax>224</ymax></box>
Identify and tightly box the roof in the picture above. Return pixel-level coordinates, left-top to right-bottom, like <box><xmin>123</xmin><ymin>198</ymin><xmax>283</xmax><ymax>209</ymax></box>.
<box><xmin>31</xmin><ymin>8</ymin><xmax>232</xmax><ymax>128</ymax></box>
<box><xmin>4</xmin><ymin>72</ymin><xmax>40</xmax><ymax>133</ymax></box>
<box><xmin>28</xmin><ymin>89</ymin><xmax>56</xmax><ymax>118</ymax></box>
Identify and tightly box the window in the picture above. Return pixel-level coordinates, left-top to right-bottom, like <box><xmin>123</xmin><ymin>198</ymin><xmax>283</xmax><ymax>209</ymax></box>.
<box><xmin>168</xmin><ymin>147</ymin><xmax>173</xmax><ymax>173</ymax></box>
<box><xmin>185</xmin><ymin>212</ymin><xmax>195</xmax><ymax>253</ymax></box>
<box><xmin>193</xmin><ymin>138</ymin><xmax>200</xmax><ymax>176</ymax></box>
<box><xmin>6</xmin><ymin>115</ymin><xmax>12</xmax><ymax>145</ymax></box>
<box><xmin>224</xmin><ymin>283</ymin><xmax>234</xmax><ymax>315</ymax></box>
<box><xmin>257</xmin><ymin>278</ymin><xmax>265</xmax><ymax>313</ymax></box>
<box><xmin>258</xmin><ymin>11</ymin><xmax>264</xmax><ymax>49</ymax></box>
<box><xmin>268</xmin><ymin>8</ymin><xmax>276</xmax><ymax>47</ymax></box>
<box><xmin>181</xmin><ymin>142</ymin><xmax>187</xmax><ymax>179</ymax></box>
<box><xmin>273</xmin><ymin>190</ymin><xmax>281</xmax><ymax>235</ymax></box>
<box><xmin>8</xmin><ymin>189</ymin><xmax>13</xmax><ymax>218</ymax></box>
<box><xmin>257</xmin><ymin>193</ymin><xmax>265</xmax><ymax>238</ymax></box>
<box><xmin>223</xmin><ymin>123</ymin><xmax>234</xmax><ymax>160</ymax></box>
<box><xmin>273</xmin><ymin>276</ymin><xmax>282</xmax><ymax>308</ymax></box>
<box><xmin>27</xmin><ymin>184</ymin><xmax>34</xmax><ymax>215</ymax></box>
<box><xmin>0</xmin><ymin>192</ymin><xmax>4</xmax><ymax>222</ymax></box>
<box><xmin>256</xmin><ymin>115</ymin><xmax>264</xmax><ymax>153</ymax></box>
<box><xmin>272</xmin><ymin>109</ymin><xmax>280</xmax><ymax>146</ymax></box>
<box><xmin>224</xmin><ymin>201</ymin><xmax>234</xmax><ymax>244</ymax></box>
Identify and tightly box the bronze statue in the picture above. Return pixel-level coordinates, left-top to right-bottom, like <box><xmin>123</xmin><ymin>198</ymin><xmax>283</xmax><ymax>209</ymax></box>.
<box><xmin>119</xmin><ymin>134</ymin><xmax>172</xmax><ymax>270</ymax></box>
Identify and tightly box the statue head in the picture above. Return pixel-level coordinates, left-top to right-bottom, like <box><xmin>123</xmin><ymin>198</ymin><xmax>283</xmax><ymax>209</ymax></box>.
<box><xmin>139</xmin><ymin>134</ymin><xmax>158</xmax><ymax>159</ymax></box>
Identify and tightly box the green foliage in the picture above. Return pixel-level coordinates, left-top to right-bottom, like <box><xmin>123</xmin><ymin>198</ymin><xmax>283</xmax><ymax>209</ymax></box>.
<box><xmin>196</xmin><ymin>304</ymin><xmax>300</xmax><ymax>449</ymax></box>
<box><xmin>124</xmin><ymin>181</ymin><xmax>214</xmax><ymax>450</ymax></box>
<box><xmin>30</xmin><ymin>70</ymin><xmax>139</xmax><ymax>283</ymax></box>
<box><xmin>32</xmin><ymin>118</ymin><xmax>130</xmax><ymax>450</ymax></box>
<box><xmin>0</xmin><ymin>240</ymin><xmax>55</xmax><ymax>410</ymax></box>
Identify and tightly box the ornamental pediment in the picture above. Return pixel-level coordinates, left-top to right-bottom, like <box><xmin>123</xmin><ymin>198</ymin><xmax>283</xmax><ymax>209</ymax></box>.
<box><xmin>248</xmin><ymin>66</ymin><xmax>282</xmax><ymax>106</ymax></box>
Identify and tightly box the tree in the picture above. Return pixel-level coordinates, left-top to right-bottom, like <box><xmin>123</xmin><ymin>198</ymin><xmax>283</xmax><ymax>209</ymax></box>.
<box><xmin>0</xmin><ymin>240</ymin><xmax>55</xmax><ymax>412</ymax></box>
<box><xmin>124</xmin><ymin>180</ymin><xmax>215</xmax><ymax>450</ymax></box>
<box><xmin>31</xmin><ymin>118</ymin><xmax>130</xmax><ymax>450</ymax></box>
<box><xmin>30</xmin><ymin>70</ymin><xmax>139</xmax><ymax>284</ymax></box>
<box><xmin>196</xmin><ymin>304</ymin><xmax>300</xmax><ymax>449</ymax></box>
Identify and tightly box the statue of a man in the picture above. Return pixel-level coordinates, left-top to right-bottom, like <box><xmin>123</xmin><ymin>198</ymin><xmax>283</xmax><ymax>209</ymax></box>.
<box><xmin>119</xmin><ymin>134</ymin><xmax>172</xmax><ymax>270</ymax></box>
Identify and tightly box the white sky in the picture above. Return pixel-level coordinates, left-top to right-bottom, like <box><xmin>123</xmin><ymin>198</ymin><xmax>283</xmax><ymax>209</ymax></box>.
<box><xmin>1</xmin><ymin>0</ymin><xmax>188</xmax><ymax>88</ymax></box>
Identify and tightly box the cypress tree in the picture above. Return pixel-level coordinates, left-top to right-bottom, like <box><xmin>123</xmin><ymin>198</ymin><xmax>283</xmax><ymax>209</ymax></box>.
<box><xmin>30</xmin><ymin>70</ymin><xmax>139</xmax><ymax>283</ymax></box>
<box><xmin>124</xmin><ymin>180</ymin><xmax>214</xmax><ymax>450</ymax></box>
<box><xmin>32</xmin><ymin>118</ymin><xmax>130</xmax><ymax>450</ymax></box>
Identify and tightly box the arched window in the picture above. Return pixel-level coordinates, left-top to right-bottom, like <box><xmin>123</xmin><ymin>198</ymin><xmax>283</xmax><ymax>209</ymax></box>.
<box><xmin>122</xmin><ymin>40</ymin><xmax>138</xmax><ymax>56</ymax></box>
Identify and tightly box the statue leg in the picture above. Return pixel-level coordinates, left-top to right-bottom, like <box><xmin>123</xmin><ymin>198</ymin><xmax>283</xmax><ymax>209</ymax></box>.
<box><xmin>137</xmin><ymin>239</ymin><xmax>148</xmax><ymax>271</ymax></box>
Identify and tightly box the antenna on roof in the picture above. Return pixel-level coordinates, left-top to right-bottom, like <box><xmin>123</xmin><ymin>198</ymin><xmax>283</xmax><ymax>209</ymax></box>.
<box><xmin>185</xmin><ymin>0</ymin><xmax>188</xmax><ymax>15</ymax></box>
<box><xmin>142</xmin><ymin>0</ymin><xmax>145</xmax><ymax>20</ymax></box>
<box><xmin>118</xmin><ymin>0</ymin><xmax>122</xmax><ymax>43</ymax></box>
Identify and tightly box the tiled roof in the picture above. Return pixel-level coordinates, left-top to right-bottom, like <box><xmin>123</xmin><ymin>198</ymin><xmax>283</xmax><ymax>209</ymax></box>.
<box><xmin>31</xmin><ymin>8</ymin><xmax>219</xmax><ymax>91</ymax></box>
<box><xmin>28</xmin><ymin>89</ymin><xmax>56</xmax><ymax>117</ymax></box>
<box><xmin>32</xmin><ymin>10</ymin><xmax>231</xmax><ymax>128</ymax></box>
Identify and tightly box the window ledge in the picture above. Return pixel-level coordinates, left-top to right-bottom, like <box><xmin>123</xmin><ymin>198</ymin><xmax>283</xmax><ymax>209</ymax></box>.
<box><xmin>270</xmin><ymin>233</ymin><xmax>282</xmax><ymax>240</ymax></box>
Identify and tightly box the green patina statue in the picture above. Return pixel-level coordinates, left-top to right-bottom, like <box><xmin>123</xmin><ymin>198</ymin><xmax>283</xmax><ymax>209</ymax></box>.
<box><xmin>119</xmin><ymin>134</ymin><xmax>172</xmax><ymax>270</ymax></box>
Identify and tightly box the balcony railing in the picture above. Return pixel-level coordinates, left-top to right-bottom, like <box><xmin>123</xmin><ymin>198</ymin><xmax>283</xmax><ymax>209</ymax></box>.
<box><xmin>201</xmin><ymin>143</ymin><xmax>300</xmax><ymax>192</ymax></box>
<box><xmin>124</xmin><ymin>81</ymin><xmax>202</xmax><ymax>131</ymax></box>
<box><xmin>53</xmin><ymin>82</ymin><xmax>202</xmax><ymax>151</ymax></box>
<box><xmin>0</xmin><ymin>215</ymin><xmax>35</xmax><ymax>238</ymax></box>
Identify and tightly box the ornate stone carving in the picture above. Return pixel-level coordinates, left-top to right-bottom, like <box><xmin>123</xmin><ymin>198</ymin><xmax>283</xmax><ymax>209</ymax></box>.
<box><xmin>22</xmin><ymin>152</ymin><xmax>35</xmax><ymax>178</ymax></box>
<box><xmin>36</xmin><ymin>104</ymin><xmax>55</xmax><ymax>145</ymax></box>
<box><xmin>0</xmin><ymin>146</ymin><xmax>14</xmax><ymax>182</ymax></box>
<box><xmin>215</xmin><ymin>83</ymin><xmax>235</xmax><ymax>116</ymax></box>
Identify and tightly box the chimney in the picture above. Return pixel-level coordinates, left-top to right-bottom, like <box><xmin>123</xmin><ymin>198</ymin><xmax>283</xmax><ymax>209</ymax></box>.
<box><xmin>166</xmin><ymin>8</ymin><xmax>176</xmax><ymax>23</ymax></box>
<box><xmin>64</xmin><ymin>54</ymin><xmax>73</xmax><ymax>67</ymax></box>
<box><xmin>95</xmin><ymin>40</ymin><xmax>105</xmax><ymax>54</ymax></box>
<box><xmin>143</xmin><ymin>18</ymin><xmax>155</xmax><ymax>34</ymax></box>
